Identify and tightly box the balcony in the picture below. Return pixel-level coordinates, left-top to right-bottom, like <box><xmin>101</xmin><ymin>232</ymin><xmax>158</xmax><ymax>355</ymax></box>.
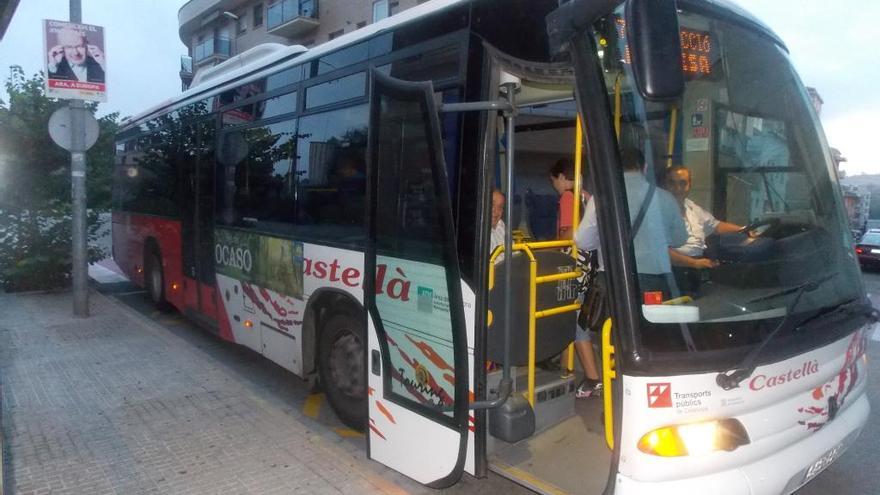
<box><xmin>194</xmin><ymin>37</ymin><xmax>231</xmax><ymax>64</ymax></box>
<box><xmin>178</xmin><ymin>0</ymin><xmax>242</xmax><ymax>43</ymax></box>
<box><xmin>267</xmin><ymin>0</ymin><xmax>319</xmax><ymax>38</ymax></box>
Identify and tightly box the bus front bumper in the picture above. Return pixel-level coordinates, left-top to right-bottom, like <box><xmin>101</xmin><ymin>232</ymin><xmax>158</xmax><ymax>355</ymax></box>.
<box><xmin>613</xmin><ymin>393</ymin><xmax>869</xmax><ymax>495</ymax></box>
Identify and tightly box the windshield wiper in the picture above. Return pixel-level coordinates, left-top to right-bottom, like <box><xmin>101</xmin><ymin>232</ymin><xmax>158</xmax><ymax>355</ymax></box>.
<box><xmin>715</xmin><ymin>273</ymin><xmax>837</xmax><ymax>391</ymax></box>
<box><xmin>794</xmin><ymin>298</ymin><xmax>874</xmax><ymax>333</ymax></box>
<box><xmin>745</xmin><ymin>272</ymin><xmax>837</xmax><ymax>306</ymax></box>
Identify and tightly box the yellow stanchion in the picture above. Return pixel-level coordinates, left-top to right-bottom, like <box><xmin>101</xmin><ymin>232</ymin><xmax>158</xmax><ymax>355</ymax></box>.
<box><xmin>527</xmin><ymin>257</ymin><xmax>538</xmax><ymax>407</ymax></box>
<box><xmin>573</xmin><ymin>116</ymin><xmax>584</xmax><ymax>257</ymax></box>
<box><xmin>667</xmin><ymin>106</ymin><xmax>678</xmax><ymax>169</ymax></box>
<box><xmin>602</xmin><ymin>318</ymin><xmax>616</xmax><ymax>449</ymax></box>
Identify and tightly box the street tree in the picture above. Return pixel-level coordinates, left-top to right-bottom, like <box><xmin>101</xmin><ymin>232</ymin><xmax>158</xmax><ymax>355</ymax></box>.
<box><xmin>0</xmin><ymin>66</ymin><xmax>115</xmax><ymax>291</ymax></box>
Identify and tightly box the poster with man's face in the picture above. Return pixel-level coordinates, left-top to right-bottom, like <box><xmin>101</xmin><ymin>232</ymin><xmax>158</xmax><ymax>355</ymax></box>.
<box><xmin>43</xmin><ymin>19</ymin><xmax>106</xmax><ymax>102</ymax></box>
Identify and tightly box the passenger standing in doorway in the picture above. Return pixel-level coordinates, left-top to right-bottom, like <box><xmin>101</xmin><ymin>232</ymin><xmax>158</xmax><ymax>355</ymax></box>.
<box><xmin>549</xmin><ymin>158</ymin><xmax>602</xmax><ymax>399</ymax></box>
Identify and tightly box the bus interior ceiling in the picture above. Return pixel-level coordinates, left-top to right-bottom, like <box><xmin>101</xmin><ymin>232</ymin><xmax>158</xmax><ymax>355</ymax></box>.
<box><xmin>486</xmin><ymin>94</ymin><xmax>612</xmax><ymax>494</ymax></box>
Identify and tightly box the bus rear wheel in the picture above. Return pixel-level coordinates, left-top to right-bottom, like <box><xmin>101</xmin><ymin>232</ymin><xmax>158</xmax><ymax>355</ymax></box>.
<box><xmin>318</xmin><ymin>313</ymin><xmax>367</xmax><ymax>431</ymax></box>
<box><xmin>145</xmin><ymin>250</ymin><xmax>168</xmax><ymax>309</ymax></box>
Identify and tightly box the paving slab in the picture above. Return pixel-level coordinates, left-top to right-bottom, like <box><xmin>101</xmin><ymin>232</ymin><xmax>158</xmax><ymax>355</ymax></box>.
<box><xmin>0</xmin><ymin>290</ymin><xmax>426</xmax><ymax>495</ymax></box>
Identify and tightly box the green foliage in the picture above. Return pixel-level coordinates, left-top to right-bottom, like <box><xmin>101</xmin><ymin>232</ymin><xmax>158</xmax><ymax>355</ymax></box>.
<box><xmin>0</xmin><ymin>66</ymin><xmax>119</xmax><ymax>210</ymax></box>
<box><xmin>0</xmin><ymin>66</ymin><xmax>117</xmax><ymax>291</ymax></box>
<box><xmin>0</xmin><ymin>204</ymin><xmax>105</xmax><ymax>292</ymax></box>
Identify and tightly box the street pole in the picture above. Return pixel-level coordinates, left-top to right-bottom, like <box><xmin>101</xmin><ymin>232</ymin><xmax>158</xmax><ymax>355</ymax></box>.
<box><xmin>70</xmin><ymin>0</ymin><xmax>88</xmax><ymax>317</ymax></box>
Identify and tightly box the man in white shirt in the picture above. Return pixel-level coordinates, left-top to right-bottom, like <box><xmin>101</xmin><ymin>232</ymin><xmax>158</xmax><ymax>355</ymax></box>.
<box><xmin>664</xmin><ymin>166</ymin><xmax>742</xmax><ymax>270</ymax></box>
<box><xmin>489</xmin><ymin>189</ymin><xmax>506</xmax><ymax>261</ymax></box>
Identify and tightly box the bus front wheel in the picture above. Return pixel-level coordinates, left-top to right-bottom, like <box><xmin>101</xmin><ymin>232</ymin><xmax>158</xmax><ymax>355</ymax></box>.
<box><xmin>318</xmin><ymin>313</ymin><xmax>367</xmax><ymax>431</ymax></box>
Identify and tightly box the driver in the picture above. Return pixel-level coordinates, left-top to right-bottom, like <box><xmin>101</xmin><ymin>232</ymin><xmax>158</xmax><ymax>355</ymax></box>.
<box><xmin>664</xmin><ymin>165</ymin><xmax>742</xmax><ymax>270</ymax></box>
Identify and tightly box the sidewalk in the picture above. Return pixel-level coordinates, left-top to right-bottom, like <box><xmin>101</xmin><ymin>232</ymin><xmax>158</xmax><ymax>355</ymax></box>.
<box><xmin>0</xmin><ymin>290</ymin><xmax>419</xmax><ymax>495</ymax></box>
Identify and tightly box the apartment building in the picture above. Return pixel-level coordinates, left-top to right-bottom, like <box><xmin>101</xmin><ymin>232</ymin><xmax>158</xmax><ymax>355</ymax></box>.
<box><xmin>178</xmin><ymin>0</ymin><xmax>425</xmax><ymax>89</ymax></box>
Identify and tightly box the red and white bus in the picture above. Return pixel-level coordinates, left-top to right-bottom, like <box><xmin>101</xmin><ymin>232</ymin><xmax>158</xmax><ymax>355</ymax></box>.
<box><xmin>113</xmin><ymin>0</ymin><xmax>874</xmax><ymax>493</ymax></box>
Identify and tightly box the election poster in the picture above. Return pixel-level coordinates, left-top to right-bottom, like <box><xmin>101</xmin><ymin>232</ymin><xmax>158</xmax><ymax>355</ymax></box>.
<box><xmin>43</xmin><ymin>19</ymin><xmax>106</xmax><ymax>102</ymax></box>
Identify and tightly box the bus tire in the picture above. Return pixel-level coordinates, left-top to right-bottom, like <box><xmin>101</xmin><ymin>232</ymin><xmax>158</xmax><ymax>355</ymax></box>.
<box><xmin>318</xmin><ymin>313</ymin><xmax>367</xmax><ymax>431</ymax></box>
<box><xmin>145</xmin><ymin>250</ymin><xmax>169</xmax><ymax>310</ymax></box>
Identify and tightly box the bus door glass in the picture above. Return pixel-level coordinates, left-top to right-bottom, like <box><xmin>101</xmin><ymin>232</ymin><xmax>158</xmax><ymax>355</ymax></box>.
<box><xmin>196</xmin><ymin>118</ymin><xmax>218</xmax><ymax>311</ymax></box>
<box><xmin>176</xmin><ymin>115</ymin><xmax>197</xmax><ymax>284</ymax></box>
<box><xmin>364</xmin><ymin>69</ymin><xmax>469</xmax><ymax>486</ymax></box>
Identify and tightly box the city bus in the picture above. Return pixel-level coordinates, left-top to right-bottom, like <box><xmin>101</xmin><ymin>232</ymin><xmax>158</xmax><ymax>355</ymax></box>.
<box><xmin>112</xmin><ymin>0</ymin><xmax>875</xmax><ymax>493</ymax></box>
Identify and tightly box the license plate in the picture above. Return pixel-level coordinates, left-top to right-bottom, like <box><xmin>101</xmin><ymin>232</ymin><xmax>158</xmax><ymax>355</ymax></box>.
<box><xmin>872</xmin><ymin>249</ymin><xmax>880</xmax><ymax>254</ymax></box>
<box><xmin>802</xmin><ymin>443</ymin><xmax>845</xmax><ymax>484</ymax></box>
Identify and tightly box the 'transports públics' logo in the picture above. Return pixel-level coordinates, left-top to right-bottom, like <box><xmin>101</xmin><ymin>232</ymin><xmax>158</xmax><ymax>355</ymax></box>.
<box><xmin>647</xmin><ymin>383</ymin><xmax>672</xmax><ymax>408</ymax></box>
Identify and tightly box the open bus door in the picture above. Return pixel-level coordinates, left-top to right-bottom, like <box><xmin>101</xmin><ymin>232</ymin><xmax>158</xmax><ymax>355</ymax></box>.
<box><xmin>363</xmin><ymin>69</ymin><xmax>469</xmax><ymax>486</ymax></box>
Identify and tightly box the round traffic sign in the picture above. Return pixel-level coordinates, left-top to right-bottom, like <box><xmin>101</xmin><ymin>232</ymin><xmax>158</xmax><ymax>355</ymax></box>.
<box><xmin>48</xmin><ymin>106</ymin><xmax>100</xmax><ymax>152</ymax></box>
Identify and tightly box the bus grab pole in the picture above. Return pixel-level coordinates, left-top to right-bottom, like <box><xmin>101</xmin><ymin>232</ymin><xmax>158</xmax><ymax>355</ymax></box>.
<box><xmin>471</xmin><ymin>80</ymin><xmax>518</xmax><ymax>410</ymax></box>
<box><xmin>501</xmin><ymin>80</ymin><xmax>517</xmax><ymax>396</ymax></box>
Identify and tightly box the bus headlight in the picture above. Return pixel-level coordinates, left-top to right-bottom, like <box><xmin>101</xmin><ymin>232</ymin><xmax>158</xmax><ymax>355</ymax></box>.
<box><xmin>638</xmin><ymin>419</ymin><xmax>749</xmax><ymax>457</ymax></box>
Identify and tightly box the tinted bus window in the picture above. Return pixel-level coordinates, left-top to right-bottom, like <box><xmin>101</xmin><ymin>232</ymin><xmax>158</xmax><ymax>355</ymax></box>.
<box><xmin>378</xmin><ymin>44</ymin><xmax>460</xmax><ymax>83</ymax></box>
<box><xmin>217</xmin><ymin>79</ymin><xmax>266</xmax><ymax>108</ymax></box>
<box><xmin>295</xmin><ymin>104</ymin><xmax>368</xmax><ymax>240</ymax></box>
<box><xmin>222</xmin><ymin>91</ymin><xmax>297</xmax><ymax>126</ymax></box>
<box><xmin>267</xmin><ymin>65</ymin><xmax>303</xmax><ymax>90</ymax></box>
<box><xmin>263</xmin><ymin>91</ymin><xmax>298</xmax><ymax>119</ymax></box>
<box><xmin>217</xmin><ymin>118</ymin><xmax>298</xmax><ymax>234</ymax></box>
<box><xmin>316</xmin><ymin>41</ymin><xmax>369</xmax><ymax>75</ymax></box>
<box><xmin>116</xmin><ymin>132</ymin><xmax>180</xmax><ymax>217</ymax></box>
<box><xmin>305</xmin><ymin>72</ymin><xmax>366</xmax><ymax>109</ymax></box>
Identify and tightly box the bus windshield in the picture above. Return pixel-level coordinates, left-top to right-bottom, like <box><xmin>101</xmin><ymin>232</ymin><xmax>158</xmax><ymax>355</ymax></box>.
<box><xmin>592</xmin><ymin>7</ymin><xmax>863</xmax><ymax>362</ymax></box>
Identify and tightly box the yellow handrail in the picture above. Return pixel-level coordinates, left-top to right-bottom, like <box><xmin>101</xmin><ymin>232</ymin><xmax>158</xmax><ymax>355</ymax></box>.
<box><xmin>535</xmin><ymin>303</ymin><xmax>582</xmax><ymax>319</ymax></box>
<box><xmin>601</xmin><ymin>318</ymin><xmax>615</xmax><ymax>449</ymax></box>
<box><xmin>488</xmin><ymin>240</ymin><xmax>583</xmax><ymax>406</ymax></box>
<box><xmin>535</xmin><ymin>271</ymin><xmax>581</xmax><ymax>284</ymax></box>
<box><xmin>515</xmin><ymin>240</ymin><xmax>573</xmax><ymax>250</ymax></box>
<box><xmin>666</xmin><ymin>106</ymin><xmax>678</xmax><ymax>169</ymax></box>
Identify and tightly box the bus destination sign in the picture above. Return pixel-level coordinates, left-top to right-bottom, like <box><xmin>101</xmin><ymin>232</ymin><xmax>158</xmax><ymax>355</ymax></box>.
<box><xmin>680</xmin><ymin>28</ymin><xmax>714</xmax><ymax>78</ymax></box>
<box><xmin>613</xmin><ymin>18</ymin><xmax>716</xmax><ymax>80</ymax></box>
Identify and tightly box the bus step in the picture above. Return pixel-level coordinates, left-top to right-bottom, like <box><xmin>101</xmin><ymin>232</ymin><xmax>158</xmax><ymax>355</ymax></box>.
<box><xmin>487</xmin><ymin>368</ymin><xmax>576</xmax><ymax>443</ymax></box>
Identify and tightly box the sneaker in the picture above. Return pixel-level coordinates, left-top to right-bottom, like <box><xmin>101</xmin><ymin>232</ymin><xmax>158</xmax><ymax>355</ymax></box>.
<box><xmin>576</xmin><ymin>378</ymin><xmax>603</xmax><ymax>399</ymax></box>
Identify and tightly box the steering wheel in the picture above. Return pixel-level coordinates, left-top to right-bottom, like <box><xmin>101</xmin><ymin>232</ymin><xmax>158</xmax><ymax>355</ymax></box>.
<box><xmin>740</xmin><ymin>217</ymin><xmax>780</xmax><ymax>238</ymax></box>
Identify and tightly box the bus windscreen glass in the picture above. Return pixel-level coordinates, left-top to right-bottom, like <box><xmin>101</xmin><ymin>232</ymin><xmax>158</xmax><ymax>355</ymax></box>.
<box><xmin>614</xmin><ymin>18</ymin><xmax>718</xmax><ymax>80</ymax></box>
<box><xmin>593</xmin><ymin>8</ymin><xmax>863</xmax><ymax>363</ymax></box>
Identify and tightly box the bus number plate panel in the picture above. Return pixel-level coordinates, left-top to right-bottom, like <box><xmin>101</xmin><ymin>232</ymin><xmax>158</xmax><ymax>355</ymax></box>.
<box><xmin>802</xmin><ymin>443</ymin><xmax>843</xmax><ymax>484</ymax></box>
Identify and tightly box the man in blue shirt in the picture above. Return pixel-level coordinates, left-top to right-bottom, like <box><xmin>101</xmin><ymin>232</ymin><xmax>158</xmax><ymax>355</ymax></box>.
<box><xmin>575</xmin><ymin>150</ymin><xmax>687</xmax><ymax>297</ymax></box>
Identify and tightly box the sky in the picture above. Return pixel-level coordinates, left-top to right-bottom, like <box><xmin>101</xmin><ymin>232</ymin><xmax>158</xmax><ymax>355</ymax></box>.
<box><xmin>0</xmin><ymin>0</ymin><xmax>187</xmax><ymax>119</ymax></box>
<box><xmin>0</xmin><ymin>0</ymin><xmax>877</xmax><ymax>175</ymax></box>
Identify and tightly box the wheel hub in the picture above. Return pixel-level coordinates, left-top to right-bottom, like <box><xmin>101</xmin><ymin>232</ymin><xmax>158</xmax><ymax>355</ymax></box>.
<box><xmin>329</xmin><ymin>330</ymin><xmax>366</xmax><ymax>399</ymax></box>
<box><xmin>149</xmin><ymin>263</ymin><xmax>162</xmax><ymax>302</ymax></box>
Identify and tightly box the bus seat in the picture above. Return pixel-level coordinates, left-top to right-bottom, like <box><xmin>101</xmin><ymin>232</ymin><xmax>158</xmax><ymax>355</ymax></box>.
<box><xmin>510</xmin><ymin>193</ymin><xmax>525</xmax><ymax>233</ymax></box>
<box><xmin>487</xmin><ymin>250</ymin><xmax>578</xmax><ymax>365</ymax></box>
<box><xmin>525</xmin><ymin>192</ymin><xmax>559</xmax><ymax>241</ymax></box>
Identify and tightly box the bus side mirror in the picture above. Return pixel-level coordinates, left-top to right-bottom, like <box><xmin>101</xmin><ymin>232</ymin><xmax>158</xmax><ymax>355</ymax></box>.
<box><xmin>625</xmin><ymin>0</ymin><xmax>684</xmax><ymax>101</ymax></box>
